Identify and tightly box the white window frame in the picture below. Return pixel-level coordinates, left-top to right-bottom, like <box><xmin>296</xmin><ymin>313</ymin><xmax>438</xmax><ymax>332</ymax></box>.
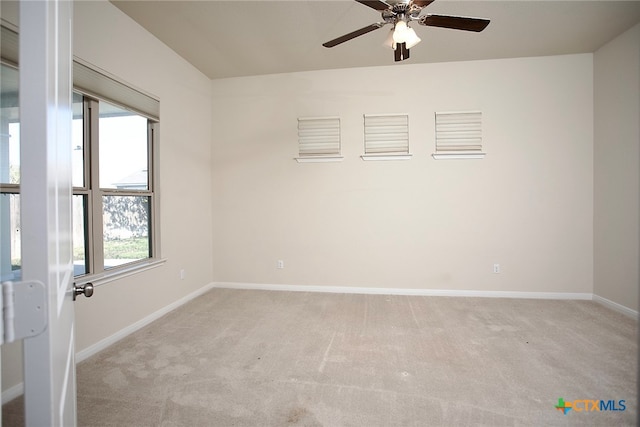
<box><xmin>72</xmin><ymin>93</ymin><xmax>163</xmax><ymax>287</ymax></box>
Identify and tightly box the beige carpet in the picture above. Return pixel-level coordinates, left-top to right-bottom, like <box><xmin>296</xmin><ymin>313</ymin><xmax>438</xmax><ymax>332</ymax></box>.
<box><xmin>3</xmin><ymin>288</ymin><xmax>638</xmax><ymax>426</ymax></box>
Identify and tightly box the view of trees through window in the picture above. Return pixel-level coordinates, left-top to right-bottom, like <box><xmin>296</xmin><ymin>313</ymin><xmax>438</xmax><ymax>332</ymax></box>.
<box><xmin>102</xmin><ymin>195</ymin><xmax>150</xmax><ymax>267</ymax></box>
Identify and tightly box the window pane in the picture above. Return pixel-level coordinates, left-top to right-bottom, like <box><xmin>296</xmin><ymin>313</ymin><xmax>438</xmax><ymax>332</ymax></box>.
<box><xmin>1</xmin><ymin>64</ymin><xmax>20</xmax><ymax>185</ymax></box>
<box><xmin>73</xmin><ymin>194</ymin><xmax>88</xmax><ymax>276</ymax></box>
<box><xmin>72</xmin><ymin>92</ymin><xmax>85</xmax><ymax>187</ymax></box>
<box><xmin>102</xmin><ymin>195</ymin><xmax>150</xmax><ymax>269</ymax></box>
<box><xmin>0</xmin><ymin>193</ymin><xmax>21</xmax><ymax>281</ymax></box>
<box><xmin>99</xmin><ymin>101</ymin><xmax>148</xmax><ymax>190</ymax></box>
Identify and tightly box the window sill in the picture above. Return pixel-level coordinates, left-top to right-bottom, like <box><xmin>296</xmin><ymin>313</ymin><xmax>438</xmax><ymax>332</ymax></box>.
<box><xmin>73</xmin><ymin>258</ymin><xmax>167</xmax><ymax>288</ymax></box>
<box><xmin>361</xmin><ymin>154</ymin><xmax>412</xmax><ymax>161</ymax></box>
<box><xmin>432</xmin><ymin>152</ymin><xmax>486</xmax><ymax>160</ymax></box>
<box><xmin>295</xmin><ymin>156</ymin><xmax>344</xmax><ymax>163</ymax></box>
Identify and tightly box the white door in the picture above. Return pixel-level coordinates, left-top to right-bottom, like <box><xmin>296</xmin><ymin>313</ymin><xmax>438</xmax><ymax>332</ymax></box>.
<box><xmin>19</xmin><ymin>1</ymin><xmax>77</xmax><ymax>426</ymax></box>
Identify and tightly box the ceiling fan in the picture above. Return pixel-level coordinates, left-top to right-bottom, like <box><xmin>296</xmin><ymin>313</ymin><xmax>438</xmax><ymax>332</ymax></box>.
<box><xmin>323</xmin><ymin>0</ymin><xmax>490</xmax><ymax>62</ymax></box>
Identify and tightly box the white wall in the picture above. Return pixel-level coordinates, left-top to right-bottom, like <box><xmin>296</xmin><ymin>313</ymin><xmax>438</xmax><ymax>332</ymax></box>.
<box><xmin>71</xmin><ymin>0</ymin><xmax>214</xmax><ymax>350</ymax></box>
<box><xmin>1</xmin><ymin>0</ymin><xmax>214</xmax><ymax>395</ymax></box>
<box><xmin>211</xmin><ymin>54</ymin><xmax>594</xmax><ymax>294</ymax></box>
<box><xmin>594</xmin><ymin>23</ymin><xmax>640</xmax><ymax>312</ymax></box>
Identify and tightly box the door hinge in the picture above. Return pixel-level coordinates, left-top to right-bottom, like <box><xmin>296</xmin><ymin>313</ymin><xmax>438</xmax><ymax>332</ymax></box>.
<box><xmin>0</xmin><ymin>281</ymin><xmax>48</xmax><ymax>345</ymax></box>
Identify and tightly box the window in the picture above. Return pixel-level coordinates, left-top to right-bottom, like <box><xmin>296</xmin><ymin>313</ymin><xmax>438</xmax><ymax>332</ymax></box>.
<box><xmin>0</xmin><ymin>58</ymin><xmax>21</xmax><ymax>281</ymax></box>
<box><xmin>296</xmin><ymin>116</ymin><xmax>343</xmax><ymax>163</ymax></box>
<box><xmin>73</xmin><ymin>93</ymin><xmax>159</xmax><ymax>279</ymax></box>
<box><xmin>433</xmin><ymin>111</ymin><xmax>485</xmax><ymax>159</ymax></box>
<box><xmin>1</xmin><ymin>24</ymin><xmax>161</xmax><ymax>283</ymax></box>
<box><xmin>362</xmin><ymin>113</ymin><xmax>411</xmax><ymax>161</ymax></box>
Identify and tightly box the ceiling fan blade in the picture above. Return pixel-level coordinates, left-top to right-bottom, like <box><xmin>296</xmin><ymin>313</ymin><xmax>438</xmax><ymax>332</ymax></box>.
<box><xmin>355</xmin><ymin>0</ymin><xmax>390</xmax><ymax>11</ymax></box>
<box><xmin>323</xmin><ymin>23</ymin><xmax>385</xmax><ymax>48</ymax></box>
<box><xmin>419</xmin><ymin>14</ymin><xmax>490</xmax><ymax>32</ymax></box>
<box><xmin>412</xmin><ymin>0</ymin><xmax>435</xmax><ymax>7</ymax></box>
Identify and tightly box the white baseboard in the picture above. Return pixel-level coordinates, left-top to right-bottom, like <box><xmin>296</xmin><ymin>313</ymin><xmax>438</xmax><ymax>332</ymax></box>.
<box><xmin>1</xmin><ymin>383</ymin><xmax>23</xmax><ymax>405</ymax></box>
<box><xmin>76</xmin><ymin>282</ymin><xmax>216</xmax><ymax>363</ymax></box>
<box><xmin>2</xmin><ymin>282</ymin><xmax>216</xmax><ymax>405</ymax></box>
<box><xmin>212</xmin><ymin>282</ymin><xmax>593</xmax><ymax>300</ymax></box>
<box><xmin>592</xmin><ymin>294</ymin><xmax>639</xmax><ymax>319</ymax></box>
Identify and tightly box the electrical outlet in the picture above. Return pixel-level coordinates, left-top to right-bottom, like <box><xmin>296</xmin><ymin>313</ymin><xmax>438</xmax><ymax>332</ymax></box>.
<box><xmin>277</xmin><ymin>260</ymin><xmax>284</xmax><ymax>269</ymax></box>
<box><xmin>493</xmin><ymin>264</ymin><xmax>500</xmax><ymax>274</ymax></box>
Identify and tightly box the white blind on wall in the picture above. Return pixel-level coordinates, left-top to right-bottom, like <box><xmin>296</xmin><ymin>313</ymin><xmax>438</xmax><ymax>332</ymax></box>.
<box><xmin>435</xmin><ymin>111</ymin><xmax>482</xmax><ymax>152</ymax></box>
<box><xmin>364</xmin><ymin>114</ymin><xmax>409</xmax><ymax>154</ymax></box>
<box><xmin>297</xmin><ymin>116</ymin><xmax>341</xmax><ymax>157</ymax></box>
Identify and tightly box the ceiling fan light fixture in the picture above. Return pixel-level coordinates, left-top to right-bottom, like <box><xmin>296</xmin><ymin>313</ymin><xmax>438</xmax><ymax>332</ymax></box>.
<box><xmin>383</xmin><ymin>28</ymin><xmax>396</xmax><ymax>49</ymax></box>
<box><xmin>392</xmin><ymin>20</ymin><xmax>408</xmax><ymax>44</ymax></box>
<box><xmin>404</xmin><ymin>27</ymin><xmax>421</xmax><ymax>49</ymax></box>
<box><xmin>390</xmin><ymin>20</ymin><xmax>421</xmax><ymax>50</ymax></box>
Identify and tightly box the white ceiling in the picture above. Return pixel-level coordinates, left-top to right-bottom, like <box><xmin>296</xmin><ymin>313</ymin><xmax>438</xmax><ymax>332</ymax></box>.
<box><xmin>111</xmin><ymin>0</ymin><xmax>640</xmax><ymax>80</ymax></box>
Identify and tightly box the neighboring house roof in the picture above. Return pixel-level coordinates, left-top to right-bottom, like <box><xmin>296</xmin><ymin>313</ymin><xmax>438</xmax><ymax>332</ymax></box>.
<box><xmin>113</xmin><ymin>170</ymin><xmax>147</xmax><ymax>189</ymax></box>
